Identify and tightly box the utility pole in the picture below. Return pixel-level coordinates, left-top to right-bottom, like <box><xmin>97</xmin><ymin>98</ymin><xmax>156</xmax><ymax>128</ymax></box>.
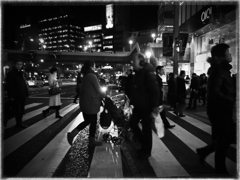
<box><xmin>173</xmin><ymin>2</ymin><xmax>180</xmax><ymax>77</ymax></box>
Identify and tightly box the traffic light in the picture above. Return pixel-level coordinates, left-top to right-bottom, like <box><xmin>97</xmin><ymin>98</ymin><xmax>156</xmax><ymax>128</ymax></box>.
<box><xmin>175</xmin><ymin>38</ymin><xmax>183</xmax><ymax>53</ymax></box>
<box><xmin>175</xmin><ymin>38</ymin><xmax>180</xmax><ymax>53</ymax></box>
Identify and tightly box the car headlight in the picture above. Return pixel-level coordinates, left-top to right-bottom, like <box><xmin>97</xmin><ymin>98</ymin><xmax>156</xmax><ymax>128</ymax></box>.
<box><xmin>101</xmin><ymin>86</ymin><xmax>107</xmax><ymax>92</ymax></box>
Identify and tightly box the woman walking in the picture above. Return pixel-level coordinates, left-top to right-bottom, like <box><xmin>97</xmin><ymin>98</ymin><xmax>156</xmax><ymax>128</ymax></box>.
<box><xmin>42</xmin><ymin>67</ymin><xmax>63</xmax><ymax>118</ymax></box>
<box><xmin>67</xmin><ymin>60</ymin><xmax>107</xmax><ymax>146</ymax></box>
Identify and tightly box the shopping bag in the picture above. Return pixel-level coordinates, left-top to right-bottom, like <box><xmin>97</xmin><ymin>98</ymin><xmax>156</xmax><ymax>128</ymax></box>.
<box><xmin>48</xmin><ymin>87</ymin><xmax>61</xmax><ymax>96</ymax></box>
<box><xmin>152</xmin><ymin>112</ymin><xmax>165</xmax><ymax>138</ymax></box>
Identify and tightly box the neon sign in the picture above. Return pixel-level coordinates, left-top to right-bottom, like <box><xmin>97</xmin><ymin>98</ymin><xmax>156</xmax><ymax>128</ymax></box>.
<box><xmin>106</xmin><ymin>4</ymin><xmax>114</xmax><ymax>29</ymax></box>
<box><xmin>201</xmin><ymin>7</ymin><xmax>212</xmax><ymax>22</ymax></box>
<box><xmin>84</xmin><ymin>25</ymin><xmax>102</xmax><ymax>32</ymax></box>
<box><xmin>20</xmin><ymin>24</ymin><xmax>31</xmax><ymax>29</ymax></box>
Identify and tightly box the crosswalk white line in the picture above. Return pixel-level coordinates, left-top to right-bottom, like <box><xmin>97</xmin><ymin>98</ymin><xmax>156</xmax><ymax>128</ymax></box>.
<box><xmin>166</xmin><ymin>118</ymin><xmax>236</xmax><ymax>176</ymax></box>
<box><xmin>3</xmin><ymin>103</ymin><xmax>79</xmax><ymax>158</ymax></box>
<box><xmin>6</xmin><ymin>106</ymin><xmax>49</xmax><ymax>129</ymax></box>
<box><xmin>17</xmin><ymin>112</ymin><xmax>84</xmax><ymax>177</ymax></box>
<box><xmin>138</xmin><ymin>123</ymin><xmax>189</xmax><ymax>177</ymax></box>
<box><xmin>25</xmin><ymin>103</ymin><xmax>42</xmax><ymax>110</ymax></box>
<box><xmin>168</xmin><ymin>111</ymin><xmax>236</xmax><ymax>149</ymax></box>
<box><xmin>150</xmin><ymin>130</ymin><xmax>190</xmax><ymax>177</ymax></box>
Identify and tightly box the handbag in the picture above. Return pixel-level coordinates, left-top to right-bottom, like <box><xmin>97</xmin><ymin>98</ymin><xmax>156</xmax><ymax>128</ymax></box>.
<box><xmin>48</xmin><ymin>87</ymin><xmax>61</xmax><ymax>96</ymax></box>
<box><xmin>151</xmin><ymin>107</ymin><xmax>165</xmax><ymax>138</ymax></box>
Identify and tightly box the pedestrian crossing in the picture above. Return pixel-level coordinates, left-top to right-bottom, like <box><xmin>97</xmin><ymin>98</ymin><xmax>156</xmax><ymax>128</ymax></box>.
<box><xmin>2</xmin><ymin>102</ymin><xmax>238</xmax><ymax>178</ymax></box>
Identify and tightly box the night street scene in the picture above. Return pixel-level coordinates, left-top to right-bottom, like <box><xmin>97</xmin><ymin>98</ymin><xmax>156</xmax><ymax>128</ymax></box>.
<box><xmin>1</xmin><ymin>0</ymin><xmax>239</xmax><ymax>179</ymax></box>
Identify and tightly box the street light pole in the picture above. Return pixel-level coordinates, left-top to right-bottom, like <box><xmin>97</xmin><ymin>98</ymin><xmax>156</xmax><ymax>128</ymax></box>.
<box><xmin>173</xmin><ymin>2</ymin><xmax>180</xmax><ymax>77</ymax></box>
<box><xmin>129</xmin><ymin>40</ymin><xmax>133</xmax><ymax>51</ymax></box>
<box><xmin>151</xmin><ymin>33</ymin><xmax>156</xmax><ymax>43</ymax></box>
<box><xmin>89</xmin><ymin>41</ymin><xmax>92</xmax><ymax>53</ymax></box>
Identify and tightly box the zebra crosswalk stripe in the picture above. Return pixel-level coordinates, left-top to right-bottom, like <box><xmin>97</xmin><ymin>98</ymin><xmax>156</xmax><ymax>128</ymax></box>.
<box><xmin>17</xmin><ymin>112</ymin><xmax>84</xmax><ymax>177</ymax></box>
<box><xmin>25</xmin><ymin>103</ymin><xmax>43</xmax><ymax>110</ymax></box>
<box><xmin>3</xmin><ymin>103</ymin><xmax>79</xmax><ymax>158</ymax></box>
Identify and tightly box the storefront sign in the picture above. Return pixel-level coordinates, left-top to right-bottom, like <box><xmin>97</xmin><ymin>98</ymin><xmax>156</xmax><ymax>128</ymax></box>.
<box><xmin>20</xmin><ymin>24</ymin><xmax>31</xmax><ymax>29</ymax></box>
<box><xmin>201</xmin><ymin>7</ymin><xmax>212</xmax><ymax>22</ymax></box>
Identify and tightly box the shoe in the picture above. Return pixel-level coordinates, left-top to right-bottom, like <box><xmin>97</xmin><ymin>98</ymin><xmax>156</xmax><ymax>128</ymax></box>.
<box><xmin>55</xmin><ymin>115</ymin><xmax>63</xmax><ymax>118</ymax></box>
<box><xmin>16</xmin><ymin>124</ymin><xmax>28</xmax><ymax>128</ymax></box>
<box><xmin>67</xmin><ymin>132</ymin><xmax>73</xmax><ymax>146</ymax></box>
<box><xmin>42</xmin><ymin>110</ymin><xmax>47</xmax><ymax>118</ymax></box>
<box><xmin>136</xmin><ymin>152</ymin><xmax>151</xmax><ymax>159</ymax></box>
<box><xmin>178</xmin><ymin>114</ymin><xmax>186</xmax><ymax>117</ymax></box>
<box><xmin>165</xmin><ymin>125</ymin><xmax>175</xmax><ymax>129</ymax></box>
<box><xmin>196</xmin><ymin>148</ymin><xmax>206</xmax><ymax>166</ymax></box>
<box><xmin>173</xmin><ymin>111</ymin><xmax>178</xmax><ymax>116</ymax></box>
<box><xmin>73</xmin><ymin>101</ymin><xmax>78</xmax><ymax>104</ymax></box>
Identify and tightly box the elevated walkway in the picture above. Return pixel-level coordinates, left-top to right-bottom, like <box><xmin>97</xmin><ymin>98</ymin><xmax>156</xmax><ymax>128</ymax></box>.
<box><xmin>3</xmin><ymin>43</ymin><xmax>141</xmax><ymax>64</ymax></box>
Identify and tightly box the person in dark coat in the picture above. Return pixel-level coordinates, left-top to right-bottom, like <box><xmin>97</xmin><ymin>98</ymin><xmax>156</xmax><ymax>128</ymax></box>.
<box><xmin>5</xmin><ymin>59</ymin><xmax>29</xmax><ymax>128</ymax></box>
<box><xmin>174</xmin><ymin>70</ymin><xmax>187</xmax><ymax>117</ymax></box>
<box><xmin>199</xmin><ymin>73</ymin><xmax>207</xmax><ymax>106</ymax></box>
<box><xmin>155</xmin><ymin>65</ymin><xmax>175</xmax><ymax>129</ymax></box>
<box><xmin>196</xmin><ymin>43</ymin><xmax>236</xmax><ymax>176</ymax></box>
<box><xmin>130</xmin><ymin>53</ymin><xmax>160</xmax><ymax>159</ymax></box>
<box><xmin>167</xmin><ymin>73</ymin><xmax>176</xmax><ymax>110</ymax></box>
<box><xmin>67</xmin><ymin>60</ymin><xmax>107</xmax><ymax>147</ymax></box>
<box><xmin>73</xmin><ymin>70</ymin><xmax>83</xmax><ymax>104</ymax></box>
<box><xmin>124</xmin><ymin>69</ymin><xmax>133</xmax><ymax>99</ymax></box>
<box><xmin>186</xmin><ymin>73</ymin><xmax>199</xmax><ymax>110</ymax></box>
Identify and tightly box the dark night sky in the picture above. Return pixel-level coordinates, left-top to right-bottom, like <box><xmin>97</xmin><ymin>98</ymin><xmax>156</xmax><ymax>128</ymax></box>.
<box><xmin>2</xmin><ymin>2</ymin><xmax>159</xmax><ymax>49</ymax></box>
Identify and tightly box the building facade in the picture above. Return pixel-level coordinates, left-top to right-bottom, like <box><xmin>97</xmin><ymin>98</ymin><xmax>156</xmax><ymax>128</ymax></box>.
<box><xmin>38</xmin><ymin>14</ymin><xmax>85</xmax><ymax>52</ymax></box>
<box><xmin>157</xmin><ymin>2</ymin><xmax>238</xmax><ymax>76</ymax></box>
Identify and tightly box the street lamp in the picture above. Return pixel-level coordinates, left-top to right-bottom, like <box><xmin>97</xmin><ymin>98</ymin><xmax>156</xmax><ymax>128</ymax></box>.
<box><xmin>43</xmin><ymin>45</ymin><xmax>46</xmax><ymax>51</ymax></box>
<box><xmin>89</xmin><ymin>41</ymin><xmax>92</xmax><ymax>53</ymax></box>
<box><xmin>129</xmin><ymin>40</ymin><xmax>133</xmax><ymax>51</ymax></box>
<box><xmin>145</xmin><ymin>51</ymin><xmax>151</xmax><ymax>62</ymax></box>
<box><xmin>151</xmin><ymin>33</ymin><xmax>156</xmax><ymax>43</ymax></box>
<box><xmin>39</xmin><ymin>38</ymin><xmax>45</xmax><ymax>51</ymax></box>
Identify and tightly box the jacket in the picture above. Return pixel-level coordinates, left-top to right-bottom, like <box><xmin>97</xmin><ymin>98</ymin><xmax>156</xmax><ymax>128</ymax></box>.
<box><xmin>156</xmin><ymin>74</ymin><xmax>163</xmax><ymax>105</ymax></box>
<box><xmin>5</xmin><ymin>67</ymin><xmax>29</xmax><ymax>101</ymax></box>
<box><xmin>80</xmin><ymin>70</ymin><xmax>106</xmax><ymax>114</ymax></box>
<box><xmin>176</xmin><ymin>76</ymin><xmax>187</xmax><ymax>98</ymax></box>
<box><xmin>130</xmin><ymin>63</ymin><xmax>160</xmax><ymax>109</ymax></box>
<box><xmin>190</xmin><ymin>77</ymin><xmax>200</xmax><ymax>91</ymax></box>
<box><xmin>207</xmin><ymin>61</ymin><xmax>235</xmax><ymax>113</ymax></box>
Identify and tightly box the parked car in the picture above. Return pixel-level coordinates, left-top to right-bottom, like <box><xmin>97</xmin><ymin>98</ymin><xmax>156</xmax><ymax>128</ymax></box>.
<box><xmin>27</xmin><ymin>77</ymin><xmax>44</xmax><ymax>87</ymax></box>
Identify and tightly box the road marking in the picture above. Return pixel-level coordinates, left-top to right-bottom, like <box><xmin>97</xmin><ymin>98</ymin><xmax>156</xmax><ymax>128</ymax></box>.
<box><xmin>5</xmin><ymin>106</ymin><xmax>49</xmax><ymax>129</ymax></box>
<box><xmin>17</xmin><ymin>112</ymin><xmax>84</xmax><ymax>177</ymax></box>
<box><xmin>3</xmin><ymin>103</ymin><xmax>79</xmax><ymax>158</ymax></box>
<box><xmin>25</xmin><ymin>103</ymin><xmax>42</xmax><ymax>110</ymax></box>
<box><xmin>166</xmin><ymin>119</ymin><xmax>236</xmax><ymax>176</ymax></box>
<box><xmin>138</xmin><ymin>124</ymin><xmax>189</xmax><ymax>177</ymax></box>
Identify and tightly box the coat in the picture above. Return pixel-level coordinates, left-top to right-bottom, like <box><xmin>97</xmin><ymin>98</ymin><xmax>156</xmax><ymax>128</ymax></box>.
<box><xmin>156</xmin><ymin>74</ymin><xmax>163</xmax><ymax>105</ymax></box>
<box><xmin>80</xmin><ymin>70</ymin><xmax>106</xmax><ymax>114</ymax></box>
<box><xmin>5</xmin><ymin>67</ymin><xmax>29</xmax><ymax>101</ymax></box>
<box><xmin>176</xmin><ymin>76</ymin><xmax>187</xmax><ymax>99</ymax></box>
<box><xmin>207</xmin><ymin>61</ymin><xmax>235</xmax><ymax>116</ymax></box>
<box><xmin>130</xmin><ymin>63</ymin><xmax>160</xmax><ymax>109</ymax></box>
<box><xmin>48</xmin><ymin>73</ymin><xmax>61</xmax><ymax>106</ymax></box>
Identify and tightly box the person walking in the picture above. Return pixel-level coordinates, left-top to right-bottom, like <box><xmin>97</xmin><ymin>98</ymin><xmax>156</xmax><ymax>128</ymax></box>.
<box><xmin>129</xmin><ymin>53</ymin><xmax>160</xmax><ymax>159</ymax></box>
<box><xmin>199</xmin><ymin>73</ymin><xmax>207</xmax><ymax>106</ymax></box>
<box><xmin>73</xmin><ymin>71</ymin><xmax>83</xmax><ymax>104</ymax></box>
<box><xmin>186</xmin><ymin>73</ymin><xmax>199</xmax><ymax>110</ymax></box>
<box><xmin>155</xmin><ymin>65</ymin><xmax>175</xmax><ymax>129</ymax></box>
<box><xmin>167</xmin><ymin>73</ymin><xmax>176</xmax><ymax>110</ymax></box>
<box><xmin>5</xmin><ymin>59</ymin><xmax>29</xmax><ymax>128</ymax></box>
<box><xmin>42</xmin><ymin>67</ymin><xmax>63</xmax><ymax>119</ymax></box>
<box><xmin>174</xmin><ymin>70</ymin><xmax>187</xmax><ymax>117</ymax></box>
<box><xmin>67</xmin><ymin>60</ymin><xmax>107</xmax><ymax>146</ymax></box>
<box><xmin>196</xmin><ymin>43</ymin><xmax>236</xmax><ymax>176</ymax></box>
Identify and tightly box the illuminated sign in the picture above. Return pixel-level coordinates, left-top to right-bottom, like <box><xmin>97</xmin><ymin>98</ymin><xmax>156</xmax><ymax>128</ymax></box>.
<box><xmin>201</xmin><ymin>7</ymin><xmax>212</xmax><ymax>22</ymax></box>
<box><xmin>106</xmin><ymin>4</ymin><xmax>114</xmax><ymax>29</ymax></box>
<box><xmin>103</xmin><ymin>35</ymin><xmax>113</xmax><ymax>39</ymax></box>
<box><xmin>20</xmin><ymin>24</ymin><xmax>31</xmax><ymax>29</ymax></box>
<box><xmin>84</xmin><ymin>25</ymin><xmax>102</xmax><ymax>32</ymax></box>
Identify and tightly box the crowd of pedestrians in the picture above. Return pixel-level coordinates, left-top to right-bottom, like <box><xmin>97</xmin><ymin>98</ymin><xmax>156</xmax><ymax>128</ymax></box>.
<box><xmin>4</xmin><ymin>43</ymin><xmax>237</xmax><ymax>176</ymax></box>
